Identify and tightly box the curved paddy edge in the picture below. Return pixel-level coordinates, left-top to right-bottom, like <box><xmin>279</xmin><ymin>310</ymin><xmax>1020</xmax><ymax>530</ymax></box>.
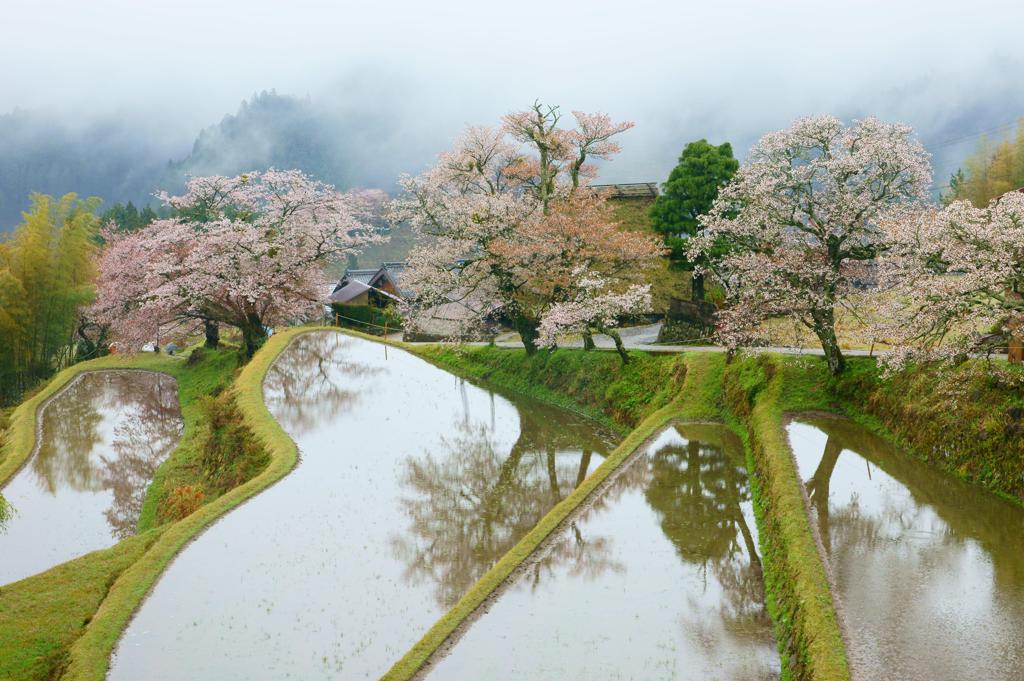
<box><xmin>1</xmin><ymin>358</ymin><xmax>185</xmax><ymax>490</ymax></box>
<box><xmin>61</xmin><ymin>327</ymin><xmax>320</xmax><ymax>681</ymax></box>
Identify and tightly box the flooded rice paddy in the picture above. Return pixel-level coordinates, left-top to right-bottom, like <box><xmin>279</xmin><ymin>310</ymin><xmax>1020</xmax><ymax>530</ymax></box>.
<box><xmin>0</xmin><ymin>370</ymin><xmax>181</xmax><ymax>585</ymax></box>
<box><xmin>788</xmin><ymin>416</ymin><xmax>1024</xmax><ymax>681</ymax></box>
<box><xmin>108</xmin><ymin>331</ymin><xmax>617</xmax><ymax>680</ymax></box>
<box><xmin>427</xmin><ymin>423</ymin><xmax>779</xmax><ymax>681</ymax></box>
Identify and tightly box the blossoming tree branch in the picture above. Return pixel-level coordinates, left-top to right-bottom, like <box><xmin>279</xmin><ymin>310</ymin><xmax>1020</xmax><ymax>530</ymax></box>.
<box><xmin>92</xmin><ymin>170</ymin><xmax>384</xmax><ymax>356</ymax></box>
<box><xmin>688</xmin><ymin>115</ymin><xmax>932</xmax><ymax>375</ymax></box>
<box><xmin>390</xmin><ymin>101</ymin><xmax>663</xmax><ymax>359</ymax></box>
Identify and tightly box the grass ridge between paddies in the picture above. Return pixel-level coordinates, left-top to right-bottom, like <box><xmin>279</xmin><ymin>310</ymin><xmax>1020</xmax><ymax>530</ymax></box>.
<box><xmin>1</xmin><ymin>353</ymin><xmax>192</xmax><ymax>681</ymax></box>
<box><xmin>54</xmin><ymin>327</ymin><xmax>324</xmax><ymax>681</ymax></box>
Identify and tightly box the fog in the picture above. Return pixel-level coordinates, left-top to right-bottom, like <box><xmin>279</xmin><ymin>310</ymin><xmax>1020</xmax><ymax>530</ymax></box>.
<box><xmin>2</xmin><ymin>0</ymin><xmax>1023</xmax><ymax>226</ymax></box>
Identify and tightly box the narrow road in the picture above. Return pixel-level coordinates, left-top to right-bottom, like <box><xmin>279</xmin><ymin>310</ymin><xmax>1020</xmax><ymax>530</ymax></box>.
<box><xmin>481</xmin><ymin>322</ymin><xmax>881</xmax><ymax>357</ymax></box>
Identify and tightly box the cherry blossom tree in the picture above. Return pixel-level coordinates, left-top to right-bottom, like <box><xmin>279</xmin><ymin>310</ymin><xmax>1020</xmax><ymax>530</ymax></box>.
<box><xmin>876</xmin><ymin>191</ymin><xmax>1024</xmax><ymax>367</ymax></box>
<box><xmin>92</xmin><ymin>170</ymin><xmax>382</xmax><ymax>357</ymax></box>
<box><xmin>688</xmin><ymin>116</ymin><xmax>932</xmax><ymax>374</ymax></box>
<box><xmin>536</xmin><ymin>269</ymin><xmax>651</xmax><ymax>363</ymax></box>
<box><xmin>392</xmin><ymin>103</ymin><xmax>658</xmax><ymax>351</ymax></box>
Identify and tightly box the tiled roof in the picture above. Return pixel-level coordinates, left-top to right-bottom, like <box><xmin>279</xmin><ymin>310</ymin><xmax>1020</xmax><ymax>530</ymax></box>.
<box><xmin>329</xmin><ymin>280</ymin><xmax>372</xmax><ymax>304</ymax></box>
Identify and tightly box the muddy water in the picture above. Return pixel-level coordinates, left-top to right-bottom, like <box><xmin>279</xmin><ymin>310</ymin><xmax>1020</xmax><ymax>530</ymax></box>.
<box><xmin>788</xmin><ymin>416</ymin><xmax>1024</xmax><ymax>681</ymax></box>
<box><xmin>107</xmin><ymin>332</ymin><xmax>617</xmax><ymax>680</ymax></box>
<box><xmin>427</xmin><ymin>423</ymin><xmax>779</xmax><ymax>681</ymax></box>
<box><xmin>0</xmin><ymin>371</ymin><xmax>181</xmax><ymax>585</ymax></box>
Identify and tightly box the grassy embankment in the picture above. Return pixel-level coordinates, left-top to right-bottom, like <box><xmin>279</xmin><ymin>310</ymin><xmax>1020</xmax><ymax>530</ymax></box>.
<box><xmin>833</xmin><ymin>358</ymin><xmax>1024</xmax><ymax>504</ymax></box>
<box><xmin>61</xmin><ymin>326</ymin><xmax>317</xmax><ymax>681</ymax></box>
<box><xmin>608</xmin><ymin>195</ymin><xmax>692</xmax><ymax>313</ymax></box>
<box><xmin>719</xmin><ymin>352</ymin><xmax>1024</xmax><ymax>678</ymax></box>
<box><xmin>722</xmin><ymin>354</ymin><xmax>850</xmax><ymax>681</ymax></box>
<box><xmin>394</xmin><ymin>344</ymin><xmax>1024</xmax><ymax>679</ymax></box>
<box><xmin>0</xmin><ymin>327</ymin><xmax>315</xmax><ymax>681</ymax></box>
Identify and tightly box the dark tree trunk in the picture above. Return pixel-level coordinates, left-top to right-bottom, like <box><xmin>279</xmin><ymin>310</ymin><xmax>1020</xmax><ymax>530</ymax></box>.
<box><xmin>575</xmin><ymin>450</ymin><xmax>592</xmax><ymax>487</ymax></box>
<box><xmin>203</xmin><ymin>320</ymin><xmax>220</xmax><ymax>349</ymax></box>
<box><xmin>546</xmin><ymin>447</ymin><xmax>560</xmax><ymax>501</ymax></box>
<box><xmin>514</xmin><ymin>314</ymin><xmax>541</xmax><ymax>355</ymax></box>
<box><xmin>691</xmin><ymin>271</ymin><xmax>706</xmax><ymax>302</ymax></box>
<box><xmin>240</xmin><ymin>316</ymin><xmax>268</xmax><ymax>359</ymax></box>
<box><xmin>811</xmin><ymin>307</ymin><xmax>845</xmax><ymax>375</ymax></box>
<box><xmin>806</xmin><ymin>435</ymin><xmax>843</xmax><ymax>556</ymax></box>
<box><xmin>599</xmin><ymin>326</ymin><xmax>630</xmax><ymax>364</ymax></box>
<box><xmin>582</xmin><ymin>330</ymin><xmax>595</xmax><ymax>351</ymax></box>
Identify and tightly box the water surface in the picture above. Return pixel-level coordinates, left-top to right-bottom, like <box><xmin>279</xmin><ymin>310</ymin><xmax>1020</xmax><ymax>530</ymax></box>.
<box><xmin>0</xmin><ymin>370</ymin><xmax>181</xmax><ymax>585</ymax></box>
<box><xmin>108</xmin><ymin>331</ymin><xmax>617</xmax><ymax>680</ymax></box>
<box><xmin>427</xmin><ymin>423</ymin><xmax>779</xmax><ymax>681</ymax></box>
<box><xmin>788</xmin><ymin>416</ymin><xmax>1024</xmax><ymax>680</ymax></box>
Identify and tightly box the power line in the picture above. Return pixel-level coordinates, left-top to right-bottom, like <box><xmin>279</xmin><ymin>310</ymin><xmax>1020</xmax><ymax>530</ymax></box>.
<box><xmin>925</xmin><ymin>118</ymin><xmax>1021</xmax><ymax>151</ymax></box>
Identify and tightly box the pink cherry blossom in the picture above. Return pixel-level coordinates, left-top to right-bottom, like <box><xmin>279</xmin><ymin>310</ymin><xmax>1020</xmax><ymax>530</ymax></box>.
<box><xmin>688</xmin><ymin>115</ymin><xmax>932</xmax><ymax>374</ymax></box>
<box><xmin>92</xmin><ymin>169</ymin><xmax>383</xmax><ymax>356</ymax></box>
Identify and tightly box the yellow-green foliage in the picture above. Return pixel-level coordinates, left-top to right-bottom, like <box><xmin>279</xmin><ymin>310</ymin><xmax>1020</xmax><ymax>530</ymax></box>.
<box><xmin>381</xmin><ymin>351</ymin><xmax>727</xmax><ymax>681</ymax></box>
<box><xmin>0</xmin><ymin>193</ymin><xmax>102</xmax><ymax>404</ymax></box>
<box><xmin>945</xmin><ymin>118</ymin><xmax>1024</xmax><ymax>206</ymax></box>
<box><xmin>0</xmin><ymin>530</ymin><xmax>163</xmax><ymax>681</ymax></box>
<box><xmin>60</xmin><ymin>326</ymin><xmax>317</xmax><ymax>680</ymax></box>
<box><xmin>724</xmin><ymin>354</ymin><xmax>850</xmax><ymax>681</ymax></box>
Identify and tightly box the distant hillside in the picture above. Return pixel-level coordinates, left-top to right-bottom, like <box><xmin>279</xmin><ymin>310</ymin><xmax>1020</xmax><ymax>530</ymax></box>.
<box><xmin>0</xmin><ymin>91</ymin><xmax>423</xmax><ymax>232</ymax></box>
<box><xmin>161</xmin><ymin>91</ymin><xmax>359</xmax><ymax>195</ymax></box>
<box><xmin>0</xmin><ymin>111</ymin><xmax>172</xmax><ymax>229</ymax></box>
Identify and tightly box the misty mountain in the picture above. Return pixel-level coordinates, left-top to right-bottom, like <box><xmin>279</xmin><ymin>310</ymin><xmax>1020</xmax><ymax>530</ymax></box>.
<box><xmin>2</xmin><ymin>84</ymin><xmax>1023</xmax><ymax>233</ymax></box>
<box><xmin>161</xmin><ymin>90</ymin><xmax>388</xmax><ymax>196</ymax></box>
<box><xmin>0</xmin><ymin>91</ymin><xmax>435</xmax><ymax>231</ymax></box>
<box><xmin>0</xmin><ymin>110</ymin><xmax>177</xmax><ymax>230</ymax></box>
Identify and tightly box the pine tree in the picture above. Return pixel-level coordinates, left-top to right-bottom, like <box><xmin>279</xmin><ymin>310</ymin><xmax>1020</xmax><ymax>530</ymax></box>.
<box><xmin>649</xmin><ymin>140</ymin><xmax>738</xmax><ymax>301</ymax></box>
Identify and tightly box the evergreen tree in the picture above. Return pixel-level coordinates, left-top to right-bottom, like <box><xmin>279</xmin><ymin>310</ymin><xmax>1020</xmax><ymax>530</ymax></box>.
<box><xmin>649</xmin><ymin>140</ymin><xmax>738</xmax><ymax>301</ymax></box>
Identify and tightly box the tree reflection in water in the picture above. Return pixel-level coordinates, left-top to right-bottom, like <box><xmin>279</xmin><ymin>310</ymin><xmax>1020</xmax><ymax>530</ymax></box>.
<box><xmin>262</xmin><ymin>332</ymin><xmax>379</xmax><ymax>436</ymax></box>
<box><xmin>791</xmin><ymin>416</ymin><xmax>1024</xmax><ymax>681</ymax></box>
<box><xmin>30</xmin><ymin>371</ymin><xmax>182</xmax><ymax>538</ymax></box>
<box><xmin>646</xmin><ymin>425</ymin><xmax>770</xmax><ymax>643</ymax></box>
<box><xmin>425</xmin><ymin>423</ymin><xmax>778</xmax><ymax>681</ymax></box>
<box><xmin>392</xmin><ymin>398</ymin><xmax>618</xmax><ymax>608</ymax></box>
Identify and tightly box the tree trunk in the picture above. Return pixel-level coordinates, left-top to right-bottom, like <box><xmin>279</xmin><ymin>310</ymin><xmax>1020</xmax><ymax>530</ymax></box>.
<box><xmin>575</xmin><ymin>450</ymin><xmax>592</xmax><ymax>487</ymax></box>
<box><xmin>240</xmin><ymin>316</ymin><xmax>268</xmax><ymax>359</ymax></box>
<box><xmin>546</xmin><ymin>447</ymin><xmax>560</xmax><ymax>501</ymax></box>
<box><xmin>514</xmin><ymin>315</ymin><xmax>541</xmax><ymax>355</ymax></box>
<box><xmin>805</xmin><ymin>435</ymin><xmax>842</xmax><ymax>556</ymax></box>
<box><xmin>811</xmin><ymin>308</ymin><xmax>845</xmax><ymax>375</ymax></box>
<box><xmin>582</xmin><ymin>330</ymin><xmax>595</xmax><ymax>351</ymax></box>
<box><xmin>690</xmin><ymin>271</ymin><xmax>706</xmax><ymax>302</ymax></box>
<box><xmin>203</xmin><ymin>320</ymin><xmax>220</xmax><ymax>349</ymax></box>
<box><xmin>600</xmin><ymin>326</ymin><xmax>630</xmax><ymax>364</ymax></box>
<box><xmin>1009</xmin><ymin>323</ymin><xmax>1023</xmax><ymax>364</ymax></box>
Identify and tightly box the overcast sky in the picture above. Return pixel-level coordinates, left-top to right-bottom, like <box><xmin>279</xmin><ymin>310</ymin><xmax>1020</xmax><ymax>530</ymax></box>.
<box><xmin>3</xmin><ymin>0</ymin><xmax>1024</xmax><ymax>183</ymax></box>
